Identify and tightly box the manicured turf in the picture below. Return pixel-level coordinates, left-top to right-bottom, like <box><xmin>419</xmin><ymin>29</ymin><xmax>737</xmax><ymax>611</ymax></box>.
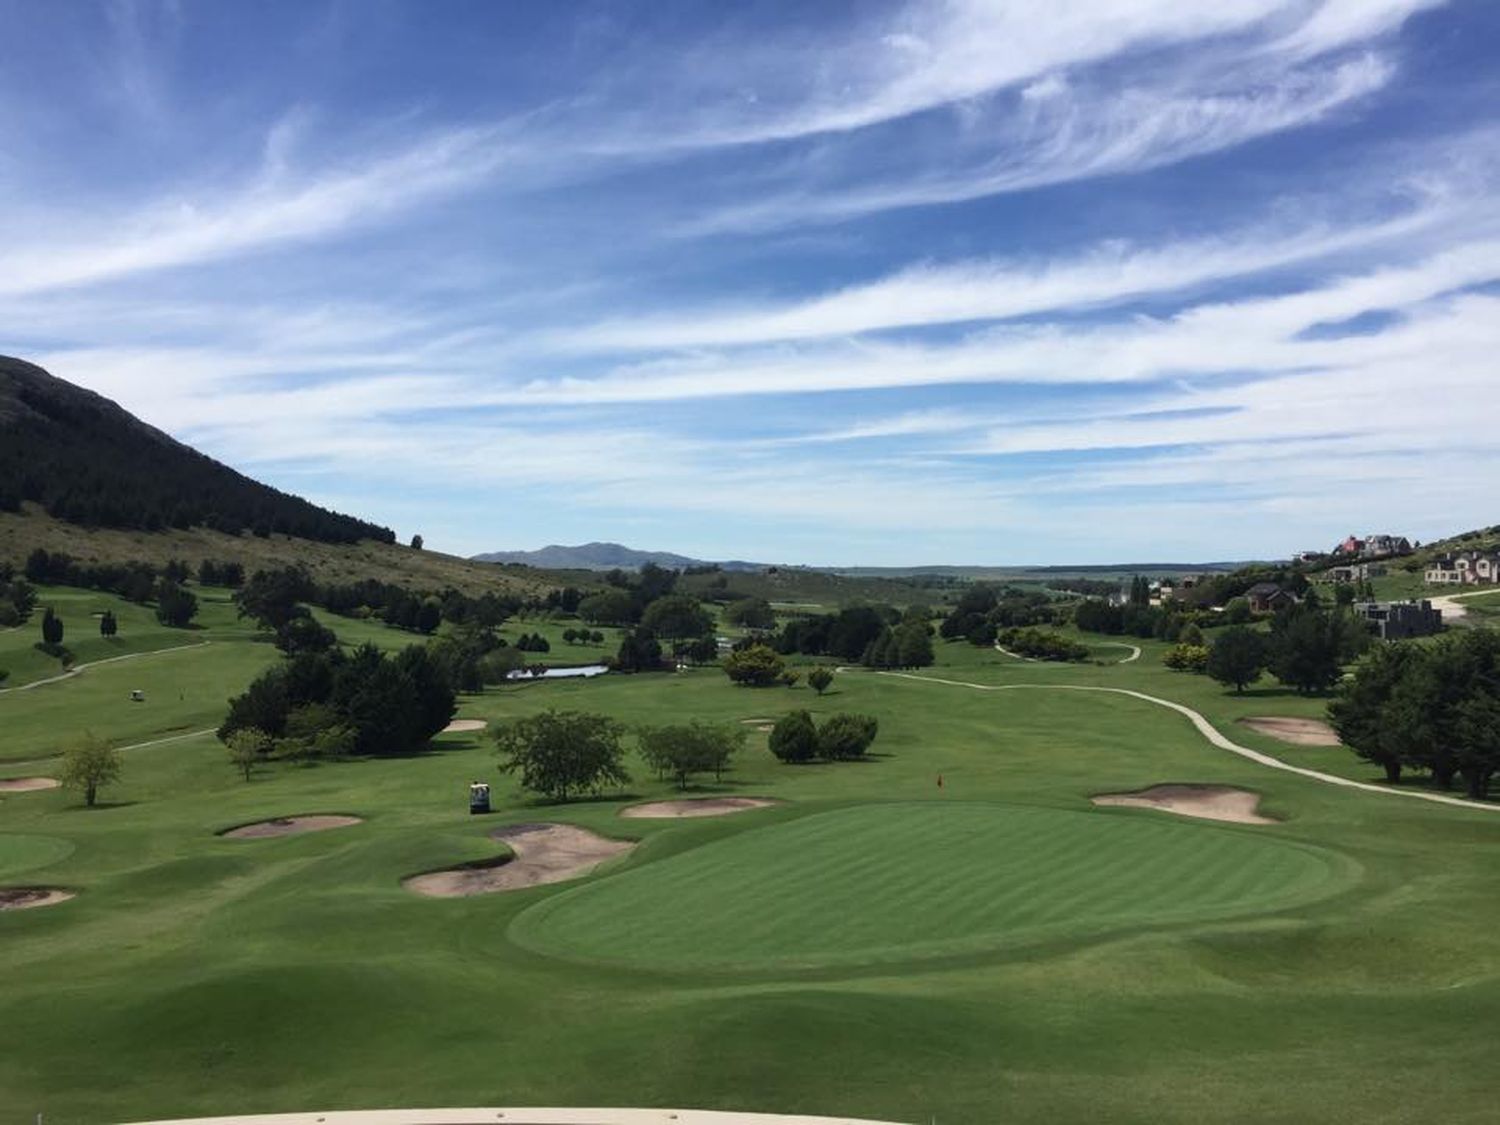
<box><xmin>0</xmin><ymin>832</ymin><xmax>74</xmax><ymax>880</ymax></box>
<box><xmin>513</xmin><ymin>802</ymin><xmax>1351</xmax><ymax>971</ymax></box>
<box><xmin>3</xmin><ymin>585</ymin><xmax>1500</xmax><ymax>1124</ymax></box>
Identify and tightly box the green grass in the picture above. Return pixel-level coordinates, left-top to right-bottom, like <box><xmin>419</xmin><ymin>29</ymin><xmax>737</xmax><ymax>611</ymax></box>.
<box><xmin>512</xmin><ymin>802</ymin><xmax>1353</xmax><ymax>972</ymax></box>
<box><xmin>3</xmin><ymin>586</ymin><xmax>1500</xmax><ymax>1123</ymax></box>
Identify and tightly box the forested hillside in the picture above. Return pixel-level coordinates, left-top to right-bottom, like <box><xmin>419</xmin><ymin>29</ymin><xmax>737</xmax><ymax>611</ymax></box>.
<box><xmin>0</xmin><ymin>355</ymin><xmax>392</xmax><ymax>545</ymax></box>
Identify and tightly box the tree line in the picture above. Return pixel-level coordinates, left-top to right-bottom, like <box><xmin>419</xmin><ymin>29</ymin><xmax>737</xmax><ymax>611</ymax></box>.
<box><xmin>1331</xmin><ymin>628</ymin><xmax>1500</xmax><ymax>799</ymax></box>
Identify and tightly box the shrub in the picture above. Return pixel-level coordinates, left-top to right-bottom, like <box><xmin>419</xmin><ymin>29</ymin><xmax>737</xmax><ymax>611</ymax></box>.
<box><xmin>768</xmin><ymin>710</ymin><xmax>818</xmax><ymax>763</ymax></box>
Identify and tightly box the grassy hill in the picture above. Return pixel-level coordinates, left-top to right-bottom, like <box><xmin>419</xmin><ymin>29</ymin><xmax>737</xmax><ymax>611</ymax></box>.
<box><xmin>0</xmin><ymin>503</ymin><xmax>567</xmax><ymax>599</ymax></box>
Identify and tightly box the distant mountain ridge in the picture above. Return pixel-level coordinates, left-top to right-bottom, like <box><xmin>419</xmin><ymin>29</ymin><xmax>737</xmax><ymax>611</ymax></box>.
<box><xmin>472</xmin><ymin>542</ymin><xmax>768</xmax><ymax>572</ymax></box>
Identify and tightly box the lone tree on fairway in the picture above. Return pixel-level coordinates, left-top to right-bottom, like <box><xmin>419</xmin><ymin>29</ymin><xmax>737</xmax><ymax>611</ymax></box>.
<box><xmin>225</xmin><ymin>727</ymin><xmax>271</xmax><ymax>782</ymax></box>
<box><xmin>99</xmin><ymin>610</ymin><xmax>118</xmax><ymax>637</ymax></box>
<box><xmin>807</xmin><ymin>666</ymin><xmax>834</xmax><ymax>695</ymax></box>
<box><xmin>41</xmin><ymin>606</ymin><xmax>64</xmax><ymax>645</ymax></box>
<box><xmin>494</xmin><ymin>709</ymin><xmax>629</xmax><ymax>802</ymax></box>
<box><xmin>1207</xmin><ymin>626</ymin><xmax>1265</xmax><ymax>693</ymax></box>
<box><xmin>60</xmin><ymin>733</ymin><xmax>121</xmax><ymax>808</ymax></box>
<box><xmin>723</xmin><ymin>643</ymin><xmax>785</xmax><ymax>686</ymax></box>
<box><xmin>155</xmin><ymin>579</ymin><xmax>199</xmax><ymax>627</ymax></box>
<box><xmin>769</xmin><ymin>710</ymin><xmax>819</xmax><ymax>763</ymax></box>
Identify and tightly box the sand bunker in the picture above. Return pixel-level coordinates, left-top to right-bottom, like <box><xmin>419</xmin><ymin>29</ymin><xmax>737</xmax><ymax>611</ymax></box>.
<box><xmin>0</xmin><ymin>777</ymin><xmax>60</xmax><ymax>793</ymax></box>
<box><xmin>621</xmin><ymin>797</ymin><xmax>780</xmax><ymax>819</ymax></box>
<box><xmin>442</xmin><ymin>718</ymin><xmax>488</xmax><ymax>733</ymax></box>
<box><xmin>221</xmin><ymin>815</ymin><xmax>364</xmax><ymax>839</ymax></box>
<box><xmin>404</xmin><ymin>822</ymin><xmax>634</xmax><ymax>897</ymax></box>
<box><xmin>1239</xmin><ymin>716</ymin><xmax>1342</xmax><ymax>746</ymax></box>
<box><xmin>0</xmin><ymin>887</ymin><xmax>75</xmax><ymax>911</ymax></box>
<box><xmin>1092</xmin><ymin>784</ymin><xmax>1276</xmax><ymax>825</ymax></box>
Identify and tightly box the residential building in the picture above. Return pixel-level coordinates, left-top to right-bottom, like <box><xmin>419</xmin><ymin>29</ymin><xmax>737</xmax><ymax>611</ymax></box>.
<box><xmin>1352</xmin><ymin>600</ymin><xmax>1443</xmax><ymax>640</ymax></box>
<box><xmin>1425</xmin><ymin>551</ymin><xmax>1500</xmax><ymax>585</ymax></box>
<box><xmin>1246</xmin><ymin>582</ymin><xmax>1298</xmax><ymax>614</ymax></box>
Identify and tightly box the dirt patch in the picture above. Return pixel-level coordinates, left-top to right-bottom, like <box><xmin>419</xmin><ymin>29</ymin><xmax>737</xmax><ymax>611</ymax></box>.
<box><xmin>1239</xmin><ymin>716</ymin><xmax>1342</xmax><ymax>746</ymax></box>
<box><xmin>404</xmin><ymin>822</ymin><xmax>634</xmax><ymax>897</ymax></box>
<box><xmin>442</xmin><ymin>718</ymin><xmax>488</xmax><ymax>733</ymax></box>
<box><xmin>1092</xmin><ymin>784</ymin><xmax>1276</xmax><ymax>825</ymax></box>
<box><xmin>221</xmin><ymin>815</ymin><xmax>364</xmax><ymax>839</ymax></box>
<box><xmin>0</xmin><ymin>777</ymin><xmax>60</xmax><ymax>793</ymax></box>
<box><xmin>621</xmin><ymin>797</ymin><xmax>781</xmax><ymax>819</ymax></box>
<box><xmin>0</xmin><ymin>887</ymin><xmax>75</xmax><ymax>911</ymax></box>
<box><xmin>739</xmin><ymin>717</ymin><xmax>775</xmax><ymax>725</ymax></box>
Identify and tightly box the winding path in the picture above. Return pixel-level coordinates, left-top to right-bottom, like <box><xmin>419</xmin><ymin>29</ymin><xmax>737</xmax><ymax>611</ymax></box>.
<box><xmin>878</xmin><ymin>671</ymin><xmax>1500</xmax><ymax>814</ymax></box>
<box><xmin>1429</xmin><ymin>586</ymin><xmax>1500</xmax><ymax>621</ymax></box>
<box><xmin>0</xmin><ymin>641</ymin><xmax>213</xmax><ymax>694</ymax></box>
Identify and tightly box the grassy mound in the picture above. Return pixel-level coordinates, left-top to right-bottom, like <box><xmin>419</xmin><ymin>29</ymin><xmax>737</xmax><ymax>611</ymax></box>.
<box><xmin>0</xmin><ymin>834</ymin><xmax>74</xmax><ymax>880</ymax></box>
<box><xmin>511</xmin><ymin>802</ymin><xmax>1353</xmax><ymax>971</ymax></box>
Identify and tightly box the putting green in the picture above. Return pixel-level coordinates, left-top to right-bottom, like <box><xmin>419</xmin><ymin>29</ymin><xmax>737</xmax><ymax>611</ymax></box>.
<box><xmin>0</xmin><ymin>834</ymin><xmax>75</xmax><ymax>881</ymax></box>
<box><xmin>510</xmin><ymin>803</ymin><xmax>1356</xmax><ymax>971</ymax></box>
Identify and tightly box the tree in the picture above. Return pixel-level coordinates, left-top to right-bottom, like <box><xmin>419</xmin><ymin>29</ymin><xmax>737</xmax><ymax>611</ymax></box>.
<box><xmin>723</xmin><ymin>643</ymin><xmax>786</xmax><ymax>686</ymax></box>
<box><xmin>494</xmin><ymin>709</ymin><xmax>629</xmax><ymax>802</ymax></box>
<box><xmin>226</xmin><ymin>727</ymin><xmax>270</xmax><ymax>781</ymax></box>
<box><xmin>155</xmin><ymin>579</ymin><xmax>199</xmax><ymax>627</ymax></box>
<box><xmin>1269</xmin><ymin>606</ymin><xmax>1347</xmax><ymax>695</ymax></box>
<box><xmin>60</xmin><ymin>733</ymin><xmax>120</xmax><ymax>807</ymax></box>
<box><xmin>410</xmin><ymin>534</ymin><xmax>424</xmax><ymax>550</ymax></box>
<box><xmin>1329</xmin><ymin>643</ymin><xmax>1415</xmax><ymax>783</ymax></box>
<box><xmin>99</xmin><ymin>610</ymin><xmax>118</xmax><ymax>637</ymax></box>
<box><xmin>1455</xmin><ymin>691</ymin><xmax>1500</xmax><ymax>801</ymax></box>
<box><xmin>817</xmin><ymin>713</ymin><xmax>879</xmax><ymax>760</ymax></box>
<box><xmin>1162</xmin><ymin>644</ymin><xmax>1209</xmax><ymax>673</ymax></box>
<box><xmin>274</xmin><ymin>613</ymin><xmax>337</xmax><ymax>655</ymax></box>
<box><xmin>724</xmin><ymin>597</ymin><xmax>776</xmax><ymax>630</ymax></box>
<box><xmin>894</xmin><ymin>621</ymin><xmax>934</xmax><ymax>668</ymax></box>
<box><xmin>1207</xmin><ymin>626</ymin><xmax>1265</xmax><ymax>693</ymax></box>
<box><xmin>578</xmin><ymin>589</ymin><xmax>635</xmax><ymax>626</ymax></box>
<box><xmin>41</xmin><ymin>606</ymin><xmax>63</xmax><ymax>645</ymax></box>
<box><xmin>769</xmin><ymin>710</ymin><xmax>818</xmax><ymax>763</ymax></box>
<box><xmin>638</xmin><ymin>722</ymin><xmax>745</xmax><ymax>788</ymax></box>
<box><xmin>640</xmin><ymin>594</ymin><xmax>713</xmax><ymax>643</ymax></box>
<box><xmin>807</xmin><ymin>666</ymin><xmax>834</xmax><ymax>695</ymax></box>
<box><xmin>415</xmin><ymin>599</ymin><xmax>442</xmax><ymax>635</ymax></box>
<box><xmin>779</xmin><ymin>669</ymin><xmax>802</xmax><ymax>688</ymax></box>
<box><xmin>235</xmin><ymin>566</ymin><xmax>316</xmax><ymax>631</ymax></box>
<box><xmin>615</xmin><ymin>630</ymin><xmax>665</xmax><ymax>673</ymax></box>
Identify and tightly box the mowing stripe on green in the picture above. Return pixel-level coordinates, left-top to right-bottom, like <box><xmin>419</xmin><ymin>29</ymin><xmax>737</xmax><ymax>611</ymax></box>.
<box><xmin>509</xmin><ymin>803</ymin><xmax>1356</xmax><ymax>971</ymax></box>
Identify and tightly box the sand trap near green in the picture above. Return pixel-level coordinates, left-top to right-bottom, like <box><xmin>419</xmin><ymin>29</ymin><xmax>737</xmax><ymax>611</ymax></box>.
<box><xmin>511</xmin><ymin>803</ymin><xmax>1354</xmax><ymax>972</ymax></box>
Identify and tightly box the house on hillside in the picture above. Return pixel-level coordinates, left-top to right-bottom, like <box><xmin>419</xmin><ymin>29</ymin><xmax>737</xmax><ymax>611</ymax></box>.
<box><xmin>1426</xmin><ymin>551</ymin><xmax>1500</xmax><ymax>585</ymax></box>
<box><xmin>1352</xmin><ymin>600</ymin><xmax>1443</xmax><ymax>640</ymax></box>
<box><xmin>1332</xmin><ymin>533</ymin><xmax>1413</xmax><ymax>559</ymax></box>
<box><xmin>1246</xmin><ymin>582</ymin><xmax>1298</xmax><ymax>614</ymax></box>
<box><xmin>1326</xmin><ymin>562</ymin><xmax>1386</xmax><ymax>583</ymax></box>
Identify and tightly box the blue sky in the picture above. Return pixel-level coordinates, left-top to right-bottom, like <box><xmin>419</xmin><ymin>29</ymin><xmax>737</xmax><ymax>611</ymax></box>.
<box><xmin>2</xmin><ymin>1</ymin><xmax>1497</xmax><ymax>565</ymax></box>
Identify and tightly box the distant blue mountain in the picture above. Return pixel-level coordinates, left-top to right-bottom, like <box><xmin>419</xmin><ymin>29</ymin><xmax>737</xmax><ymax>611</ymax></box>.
<box><xmin>472</xmin><ymin>542</ymin><xmax>767</xmax><ymax>572</ymax></box>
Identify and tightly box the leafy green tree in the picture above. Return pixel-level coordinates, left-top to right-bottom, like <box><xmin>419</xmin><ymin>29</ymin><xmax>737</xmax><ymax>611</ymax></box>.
<box><xmin>640</xmin><ymin>595</ymin><xmax>713</xmax><ymax>642</ymax></box>
<box><xmin>723</xmin><ymin>643</ymin><xmax>786</xmax><ymax>686</ymax></box>
<box><xmin>768</xmin><ymin>710</ymin><xmax>819</xmax><ymax>763</ymax></box>
<box><xmin>1329</xmin><ymin>643</ymin><xmax>1415</xmax><ymax>783</ymax></box>
<box><xmin>578</xmin><ymin>589</ymin><xmax>635</xmax><ymax>626</ymax></box>
<box><xmin>99</xmin><ymin>610</ymin><xmax>118</xmax><ymax>637</ymax></box>
<box><xmin>1162</xmin><ymin>644</ymin><xmax>1209</xmax><ymax>673</ymax></box>
<box><xmin>415</xmin><ymin>599</ymin><xmax>442</xmax><ymax>635</ymax></box>
<box><xmin>1206</xmin><ymin>626</ymin><xmax>1265</xmax><ymax>693</ymax></box>
<box><xmin>807</xmin><ymin>666</ymin><xmax>834</xmax><ymax>695</ymax></box>
<box><xmin>779</xmin><ymin>669</ymin><xmax>802</xmax><ymax>688</ymax></box>
<box><xmin>410</xmin><ymin>534</ymin><xmax>424</xmax><ymax>550</ymax></box>
<box><xmin>615</xmin><ymin>630</ymin><xmax>664</xmax><ymax>673</ymax></box>
<box><xmin>60</xmin><ymin>733</ymin><xmax>120</xmax><ymax>807</ymax></box>
<box><xmin>226</xmin><ymin>727</ymin><xmax>270</xmax><ymax>781</ymax></box>
<box><xmin>41</xmin><ymin>606</ymin><xmax>63</xmax><ymax>645</ymax></box>
<box><xmin>1222</xmin><ymin>597</ymin><xmax>1253</xmax><ymax>625</ymax></box>
<box><xmin>235</xmin><ymin>566</ymin><xmax>316</xmax><ymax>631</ymax></box>
<box><xmin>1269</xmin><ymin>606</ymin><xmax>1348</xmax><ymax>694</ymax></box>
<box><xmin>1179</xmin><ymin>622</ymin><xmax>1204</xmax><ymax>646</ymax></box>
<box><xmin>1455</xmin><ymin>691</ymin><xmax>1500</xmax><ymax>801</ymax></box>
<box><xmin>724</xmin><ymin>597</ymin><xmax>776</xmax><ymax>630</ymax></box>
<box><xmin>494</xmin><ymin>710</ymin><xmax>629</xmax><ymax>802</ymax></box>
<box><xmin>638</xmin><ymin>721</ymin><xmax>745</xmax><ymax>788</ymax></box>
<box><xmin>154</xmin><ymin>579</ymin><xmax>199</xmax><ymax>627</ymax></box>
<box><xmin>817</xmin><ymin>713</ymin><xmax>879</xmax><ymax>760</ymax></box>
<box><xmin>895</xmin><ymin>621</ymin><xmax>935</xmax><ymax>667</ymax></box>
<box><xmin>274</xmin><ymin>613</ymin><xmax>337</xmax><ymax>655</ymax></box>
